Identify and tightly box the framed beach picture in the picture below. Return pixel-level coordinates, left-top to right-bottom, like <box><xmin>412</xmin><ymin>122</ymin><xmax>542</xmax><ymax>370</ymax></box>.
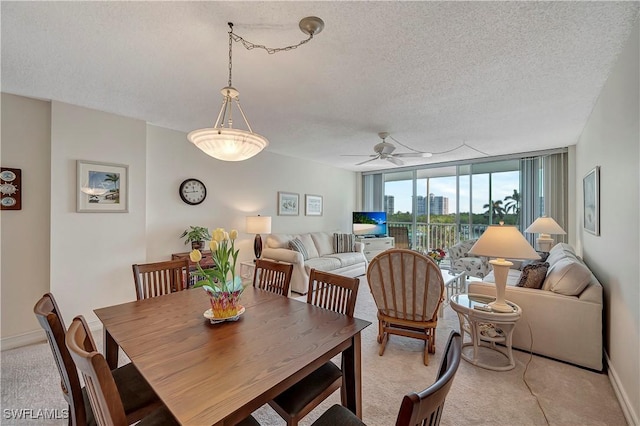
<box><xmin>305</xmin><ymin>194</ymin><xmax>323</xmax><ymax>216</ymax></box>
<box><xmin>583</xmin><ymin>166</ymin><xmax>599</xmax><ymax>235</ymax></box>
<box><xmin>77</xmin><ymin>160</ymin><xmax>128</xmax><ymax>213</ymax></box>
<box><xmin>278</xmin><ymin>191</ymin><xmax>299</xmax><ymax>216</ymax></box>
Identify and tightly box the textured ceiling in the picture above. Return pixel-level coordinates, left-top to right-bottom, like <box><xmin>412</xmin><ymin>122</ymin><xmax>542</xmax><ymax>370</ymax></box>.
<box><xmin>2</xmin><ymin>2</ymin><xmax>638</xmax><ymax>171</ymax></box>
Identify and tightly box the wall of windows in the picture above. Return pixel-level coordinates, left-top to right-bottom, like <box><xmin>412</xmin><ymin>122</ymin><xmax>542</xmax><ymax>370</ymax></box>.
<box><xmin>363</xmin><ymin>150</ymin><xmax>568</xmax><ymax>251</ymax></box>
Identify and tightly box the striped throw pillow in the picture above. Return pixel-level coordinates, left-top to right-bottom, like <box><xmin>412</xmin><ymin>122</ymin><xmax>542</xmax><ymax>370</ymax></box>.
<box><xmin>289</xmin><ymin>238</ymin><xmax>309</xmax><ymax>260</ymax></box>
<box><xmin>334</xmin><ymin>233</ymin><xmax>355</xmax><ymax>253</ymax></box>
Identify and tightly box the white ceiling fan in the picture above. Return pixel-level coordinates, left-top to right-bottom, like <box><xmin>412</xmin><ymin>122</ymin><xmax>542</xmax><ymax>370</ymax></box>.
<box><xmin>344</xmin><ymin>132</ymin><xmax>433</xmax><ymax>166</ymax></box>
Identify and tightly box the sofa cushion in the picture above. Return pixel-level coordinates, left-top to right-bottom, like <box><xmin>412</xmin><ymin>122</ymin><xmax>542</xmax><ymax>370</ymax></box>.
<box><xmin>334</xmin><ymin>233</ymin><xmax>356</xmax><ymax>253</ymax></box>
<box><xmin>289</xmin><ymin>238</ymin><xmax>309</xmax><ymax>260</ymax></box>
<box><xmin>543</xmin><ymin>258</ymin><xmax>592</xmax><ymax>296</ymax></box>
<box><xmin>311</xmin><ymin>232</ymin><xmax>335</xmax><ymax>257</ymax></box>
<box><xmin>324</xmin><ymin>252</ymin><xmax>364</xmax><ymax>268</ymax></box>
<box><xmin>305</xmin><ymin>257</ymin><xmax>341</xmax><ymax>272</ymax></box>
<box><xmin>299</xmin><ymin>233</ymin><xmax>320</xmax><ymax>259</ymax></box>
<box><xmin>517</xmin><ymin>262</ymin><xmax>549</xmax><ymax>289</ymax></box>
<box><xmin>267</xmin><ymin>233</ymin><xmax>294</xmax><ymax>249</ymax></box>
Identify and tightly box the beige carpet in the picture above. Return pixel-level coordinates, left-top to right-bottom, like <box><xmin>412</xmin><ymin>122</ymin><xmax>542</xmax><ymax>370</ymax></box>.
<box><xmin>1</xmin><ymin>278</ymin><xmax>627</xmax><ymax>425</ymax></box>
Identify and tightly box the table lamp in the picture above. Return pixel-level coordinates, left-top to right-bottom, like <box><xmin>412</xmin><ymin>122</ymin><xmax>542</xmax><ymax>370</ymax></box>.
<box><xmin>525</xmin><ymin>216</ymin><xmax>566</xmax><ymax>252</ymax></box>
<box><xmin>246</xmin><ymin>215</ymin><xmax>271</xmax><ymax>261</ymax></box>
<box><xmin>468</xmin><ymin>223</ymin><xmax>540</xmax><ymax>312</ymax></box>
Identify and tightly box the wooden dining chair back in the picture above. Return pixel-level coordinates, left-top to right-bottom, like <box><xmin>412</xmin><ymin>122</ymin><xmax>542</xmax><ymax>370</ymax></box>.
<box><xmin>306</xmin><ymin>268</ymin><xmax>360</xmax><ymax>316</ymax></box>
<box><xmin>395</xmin><ymin>330</ymin><xmax>462</xmax><ymax>426</ymax></box>
<box><xmin>367</xmin><ymin>249</ymin><xmax>445</xmax><ymax>365</ymax></box>
<box><xmin>310</xmin><ymin>331</ymin><xmax>462</xmax><ymax>426</ymax></box>
<box><xmin>132</xmin><ymin>259</ymin><xmax>189</xmax><ymax>300</ymax></box>
<box><xmin>34</xmin><ymin>293</ymin><xmax>86</xmax><ymax>426</ymax></box>
<box><xmin>252</xmin><ymin>259</ymin><xmax>293</xmax><ymax>296</ymax></box>
<box><xmin>34</xmin><ymin>293</ymin><xmax>164</xmax><ymax>426</ymax></box>
<box><xmin>65</xmin><ymin>316</ymin><xmax>185</xmax><ymax>426</ymax></box>
<box><xmin>269</xmin><ymin>269</ymin><xmax>360</xmax><ymax>426</ymax></box>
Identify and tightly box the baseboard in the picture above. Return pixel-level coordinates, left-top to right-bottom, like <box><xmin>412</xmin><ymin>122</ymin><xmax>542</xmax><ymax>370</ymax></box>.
<box><xmin>606</xmin><ymin>351</ymin><xmax>639</xmax><ymax>426</ymax></box>
<box><xmin>1</xmin><ymin>319</ymin><xmax>103</xmax><ymax>351</ymax></box>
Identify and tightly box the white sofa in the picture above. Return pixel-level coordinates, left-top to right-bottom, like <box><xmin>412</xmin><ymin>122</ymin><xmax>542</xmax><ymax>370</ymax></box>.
<box><xmin>468</xmin><ymin>243</ymin><xmax>603</xmax><ymax>371</ymax></box>
<box><xmin>262</xmin><ymin>232</ymin><xmax>367</xmax><ymax>294</ymax></box>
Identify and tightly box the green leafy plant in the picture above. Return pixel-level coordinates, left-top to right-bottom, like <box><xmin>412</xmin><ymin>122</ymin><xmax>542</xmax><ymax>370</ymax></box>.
<box><xmin>180</xmin><ymin>226</ymin><xmax>211</xmax><ymax>245</ymax></box>
<box><xmin>189</xmin><ymin>228</ymin><xmax>242</xmax><ymax>293</ymax></box>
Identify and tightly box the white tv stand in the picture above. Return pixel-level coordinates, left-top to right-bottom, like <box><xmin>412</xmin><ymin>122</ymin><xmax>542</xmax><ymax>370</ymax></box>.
<box><xmin>356</xmin><ymin>236</ymin><xmax>395</xmax><ymax>262</ymax></box>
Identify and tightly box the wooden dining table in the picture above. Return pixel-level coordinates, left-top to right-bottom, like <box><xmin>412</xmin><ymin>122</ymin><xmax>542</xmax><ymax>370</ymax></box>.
<box><xmin>94</xmin><ymin>287</ymin><xmax>371</xmax><ymax>425</ymax></box>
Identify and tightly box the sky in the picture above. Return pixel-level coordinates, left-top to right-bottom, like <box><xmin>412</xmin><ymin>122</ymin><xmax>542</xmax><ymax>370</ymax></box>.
<box><xmin>386</xmin><ymin>171</ymin><xmax>519</xmax><ymax>214</ymax></box>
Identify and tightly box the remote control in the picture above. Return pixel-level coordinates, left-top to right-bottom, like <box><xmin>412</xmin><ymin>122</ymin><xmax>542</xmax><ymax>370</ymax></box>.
<box><xmin>474</xmin><ymin>304</ymin><xmax>492</xmax><ymax>312</ymax></box>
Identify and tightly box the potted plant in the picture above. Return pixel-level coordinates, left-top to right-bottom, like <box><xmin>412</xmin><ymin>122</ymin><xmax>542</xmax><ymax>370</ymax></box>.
<box><xmin>180</xmin><ymin>226</ymin><xmax>212</xmax><ymax>250</ymax></box>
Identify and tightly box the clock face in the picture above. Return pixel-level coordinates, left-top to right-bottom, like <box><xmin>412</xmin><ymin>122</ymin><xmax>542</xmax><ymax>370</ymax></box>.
<box><xmin>179</xmin><ymin>179</ymin><xmax>206</xmax><ymax>205</ymax></box>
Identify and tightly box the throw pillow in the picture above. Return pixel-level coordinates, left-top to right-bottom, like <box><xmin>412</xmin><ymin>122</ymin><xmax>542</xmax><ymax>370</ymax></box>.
<box><xmin>516</xmin><ymin>262</ymin><xmax>549</xmax><ymax>289</ymax></box>
<box><xmin>543</xmin><ymin>258</ymin><xmax>592</xmax><ymax>296</ymax></box>
<box><xmin>333</xmin><ymin>233</ymin><xmax>355</xmax><ymax>253</ymax></box>
<box><xmin>289</xmin><ymin>238</ymin><xmax>309</xmax><ymax>260</ymax></box>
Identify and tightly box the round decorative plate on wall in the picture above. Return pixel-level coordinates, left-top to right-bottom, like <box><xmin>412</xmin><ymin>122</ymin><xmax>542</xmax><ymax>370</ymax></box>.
<box><xmin>179</xmin><ymin>178</ymin><xmax>207</xmax><ymax>205</ymax></box>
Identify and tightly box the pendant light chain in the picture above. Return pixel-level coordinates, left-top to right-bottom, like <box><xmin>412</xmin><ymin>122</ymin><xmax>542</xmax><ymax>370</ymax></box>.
<box><xmin>227</xmin><ymin>23</ymin><xmax>234</xmax><ymax>87</ymax></box>
<box><xmin>228</xmin><ymin>24</ymin><xmax>315</xmax><ymax>55</ymax></box>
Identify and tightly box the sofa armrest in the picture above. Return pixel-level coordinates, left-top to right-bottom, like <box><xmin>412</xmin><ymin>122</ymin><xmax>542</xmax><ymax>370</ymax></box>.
<box><xmin>354</xmin><ymin>242</ymin><xmax>365</xmax><ymax>253</ymax></box>
<box><xmin>262</xmin><ymin>248</ymin><xmax>303</xmax><ymax>264</ymax></box>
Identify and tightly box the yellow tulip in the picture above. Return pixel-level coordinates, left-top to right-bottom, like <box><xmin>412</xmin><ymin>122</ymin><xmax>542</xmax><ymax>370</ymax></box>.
<box><xmin>223</xmin><ymin>231</ymin><xmax>229</xmax><ymax>241</ymax></box>
<box><xmin>213</xmin><ymin>228</ymin><xmax>224</xmax><ymax>242</ymax></box>
<box><xmin>210</xmin><ymin>240</ymin><xmax>219</xmax><ymax>252</ymax></box>
<box><xmin>189</xmin><ymin>249</ymin><xmax>202</xmax><ymax>263</ymax></box>
<box><xmin>229</xmin><ymin>229</ymin><xmax>238</xmax><ymax>240</ymax></box>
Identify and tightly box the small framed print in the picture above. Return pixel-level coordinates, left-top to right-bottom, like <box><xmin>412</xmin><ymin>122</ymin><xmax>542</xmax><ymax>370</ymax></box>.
<box><xmin>277</xmin><ymin>191</ymin><xmax>299</xmax><ymax>216</ymax></box>
<box><xmin>77</xmin><ymin>160</ymin><xmax>128</xmax><ymax>213</ymax></box>
<box><xmin>583</xmin><ymin>166</ymin><xmax>599</xmax><ymax>235</ymax></box>
<box><xmin>305</xmin><ymin>194</ymin><xmax>323</xmax><ymax>216</ymax></box>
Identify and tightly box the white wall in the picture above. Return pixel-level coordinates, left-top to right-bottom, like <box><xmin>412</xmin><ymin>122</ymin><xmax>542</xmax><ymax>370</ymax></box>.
<box><xmin>575</xmin><ymin>19</ymin><xmax>639</xmax><ymax>424</ymax></box>
<box><xmin>0</xmin><ymin>98</ymin><xmax>357</xmax><ymax>342</ymax></box>
<box><xmin>0</xmin><ymin>94</ymin><xmax>51</xmax><ymax>339</ymax></box>
<box><xmin>49</xmin><ymin>101</ymin><xmax>147</xmax><ymax>327</ymax></box>
<box><xmin>145</xmin><ymin>125</ymin><xmax>357</xmax><ymax>266</ymax></box>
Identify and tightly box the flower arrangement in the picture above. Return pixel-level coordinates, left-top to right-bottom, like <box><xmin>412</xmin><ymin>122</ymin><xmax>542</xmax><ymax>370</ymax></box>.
<box><xmin>427</xmin><ymin>248</ymin><xmax>446</xmax><ymax>264</ymax></box>
<box><xmin>190</xmin><ymin>228</ymin><xmax>243</xmax><ymax>318</ymax></box>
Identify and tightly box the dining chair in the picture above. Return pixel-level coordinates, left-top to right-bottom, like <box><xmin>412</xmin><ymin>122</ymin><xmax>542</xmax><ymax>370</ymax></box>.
<box><xmin>367</xmin><ymin>249</ymin><xmax>445</xmax><ymax>365</ymax></box>
<box><xmin>311</xmin><ymin>331</ymin><xmax>463</xmax><ymax>426</ymax></box>
<box><xmin>252</xmin><ymin>258</ymin><xmax>293</xmax><ymax>297</ymax></box>
<box><xmin>132</xmin><ymin>259</ymin><xmax>189</xmax><ymax>300</ymax></box>
<box><xmin>33</xmin><ymin>293</ymin><xmax>162</xmax><ymax>426</ymax></box>
<box><xmin>269</xmin><ymin>269</ymin><xmax>360</xmax><ymax>426</ymax></box>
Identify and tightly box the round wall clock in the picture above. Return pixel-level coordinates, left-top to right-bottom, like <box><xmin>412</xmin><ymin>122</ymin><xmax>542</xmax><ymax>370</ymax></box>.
<box><xmin>179</xmin><ymin>178</ymin><xmax>207</xmax><ymax>205</ymax></box>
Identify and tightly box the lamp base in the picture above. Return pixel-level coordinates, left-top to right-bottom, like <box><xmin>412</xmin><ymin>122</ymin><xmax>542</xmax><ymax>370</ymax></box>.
<box><xmin>488</xmin><ymin>300</ymin><xmax>514</xmax><ymax>313</ymax></box>
<box><xmin>253</xmin><ymin>234</ymin><xmax>263</xmax><ymax>260</ymax></box>
<box><xmin>536</xmin><ymin>234</ymin><xmax>553</xmax><ymax>252</ymax></box>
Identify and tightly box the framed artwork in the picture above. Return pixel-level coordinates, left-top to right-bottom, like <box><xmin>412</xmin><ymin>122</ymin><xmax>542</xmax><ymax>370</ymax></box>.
<box><xmin>305</xmin><ymin>194</ymin><xmax>323</xmax><ymax>216</ymax></box>
<box><xmin>583</xmin><ymin>166</ymin><xmax>599</xmax><ymax>235</ymax></box>
<box><xmin>1</xmin><ymin>167</ymin><xmax>22</xmax><ymax>210</ymax></box>
<box><xmin>77</xmin><ymin>160</ymin><xmax>128</xmax><ymax>213</ymax></box>
<box><xmin>277</xmin><ymin>191</ymin><xmax>299</xmax><ymax>216</ymax></box>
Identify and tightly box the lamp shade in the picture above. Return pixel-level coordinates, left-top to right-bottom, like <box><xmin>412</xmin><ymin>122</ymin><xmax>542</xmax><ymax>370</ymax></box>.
<box><xmin>246</xmin><ymin>216</ymin><xmax>272</xmax><ymax>234</ymax></box>
<box><xmin>469</xmin><ymin>224</ymin><xmax>540</xmax><ymax>260</ymax></box>
<box><xmin>525</xmin><ymin>216</ymin><xmax>566</xmax><ymax>235</ymax></box>
<box><xmin>188</xmin><ymin>128</ymin><xmax>268</xmax><ymax>162</ymax></box>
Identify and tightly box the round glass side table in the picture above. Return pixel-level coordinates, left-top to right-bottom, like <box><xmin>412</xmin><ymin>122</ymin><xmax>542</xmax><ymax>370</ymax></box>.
<box><xmin>450</xmin><ymin>293</ymin><xmax>522</xmax><ymax>371</ymax></box>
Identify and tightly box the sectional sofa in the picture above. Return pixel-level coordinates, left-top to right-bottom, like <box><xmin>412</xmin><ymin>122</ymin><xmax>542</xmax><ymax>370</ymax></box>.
<box><xmin>468</xmin><ymin>243</ymin><xmax>603</xmax><ymax>371</ymax></box>
<box><xmin>262</xmin><ymin>231</ymin><xmax>367</xmax><ymax>294</ymax></box>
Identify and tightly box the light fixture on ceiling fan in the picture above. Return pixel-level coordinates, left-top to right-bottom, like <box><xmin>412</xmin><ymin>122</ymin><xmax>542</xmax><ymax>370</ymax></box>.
<box><xmin>343</xmin><ymin>132</ymin><xmax>433</xmax><ymax>166</ymax></box>
<box><xmin>188</xmin><ymin>17</ymin><xmax>324</xmax><ymax>162</ymax></box>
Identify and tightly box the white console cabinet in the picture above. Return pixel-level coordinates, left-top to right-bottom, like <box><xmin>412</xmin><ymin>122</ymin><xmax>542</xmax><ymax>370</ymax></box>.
<box><xmin>356</xmin><ymin>236</ymin><xmax>395</xmax><ymax>262</ymax></box>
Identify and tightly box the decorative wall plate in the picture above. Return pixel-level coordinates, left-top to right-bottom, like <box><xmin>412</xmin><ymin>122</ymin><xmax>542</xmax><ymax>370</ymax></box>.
<box><xmin>0</xmin><ymin>167</ymin><xmax>21</xmax><ymax>210</ymax></box>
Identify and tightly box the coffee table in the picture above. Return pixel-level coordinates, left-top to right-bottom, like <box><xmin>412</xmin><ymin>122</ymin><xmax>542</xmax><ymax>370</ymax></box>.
<box><xmin>438</xmin><ymin>268</ymin><xmax>466</xmax><ymax>317</ymax></box>
<box><xmin>450</xmin><ymin>293</ymin><xmax>522</xmax><ymax>371</ymax></box>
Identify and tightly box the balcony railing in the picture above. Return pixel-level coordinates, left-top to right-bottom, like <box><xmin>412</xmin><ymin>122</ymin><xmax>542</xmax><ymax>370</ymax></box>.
<box><xmin>388</xmin><ymin>222</ymin><xmax>489</xmax><ymax>252</ymax></box>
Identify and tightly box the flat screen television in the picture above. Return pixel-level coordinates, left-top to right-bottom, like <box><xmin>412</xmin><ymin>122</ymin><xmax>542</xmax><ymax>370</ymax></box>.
<box><xmin>352</xmin><ymin>211</ymin><xmax>387</xmax><ymax>237</ymax></box>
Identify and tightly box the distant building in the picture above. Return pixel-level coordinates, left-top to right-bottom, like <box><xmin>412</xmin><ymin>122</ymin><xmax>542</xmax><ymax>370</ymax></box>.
<box><xmin>416</xmin><ymin>195</ymin><xmax>427</xmax><ymax>216</ymax></box>
<box><xmin>429</xmin><ymin>193</ymin><xmax>449</xmax><ymax>215</ymax></box>
<box><xmin>384</xmin><ymin>195</ymin><xmax>395</xmax><ymax>215</ymax></box>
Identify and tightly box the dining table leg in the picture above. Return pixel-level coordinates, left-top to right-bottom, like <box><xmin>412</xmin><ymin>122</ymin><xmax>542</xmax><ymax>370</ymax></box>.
<box><xmin>340</xmin><ymin>331</ymin><xmax>363</xmax><ymax>418</ymax></box>
<box><xmin>103</xmin><ymin>327</ymin><xmax>119</xmax><ymax>370</ymax></box>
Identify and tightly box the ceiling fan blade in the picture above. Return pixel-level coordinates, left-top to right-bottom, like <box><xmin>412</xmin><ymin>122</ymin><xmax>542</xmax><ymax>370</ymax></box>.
<box><xmin>393</xmin><ymin>152</ymin><xmax>433</xmax><ymax>158</ymax></box>
<box><xmin>387</xmin><ymin>157</ymin><xmax>404</xmax><ymax>166</ymax></box>
<box><xmin>341</xmin><ymin>154</ymin><xmax>377</xmax><ymax>157</ymax></box>
<box><xmin>356</xmin><ymin>157</ymin><xmax>380</xmax><ymax>166</ymax></box>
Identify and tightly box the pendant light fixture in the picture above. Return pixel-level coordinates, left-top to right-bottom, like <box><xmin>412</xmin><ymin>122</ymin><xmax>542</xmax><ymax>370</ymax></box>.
<box><xmin>188</xmin><ymin>17</ymin><xmax>324</xmax><ymax>162</ymax></box>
